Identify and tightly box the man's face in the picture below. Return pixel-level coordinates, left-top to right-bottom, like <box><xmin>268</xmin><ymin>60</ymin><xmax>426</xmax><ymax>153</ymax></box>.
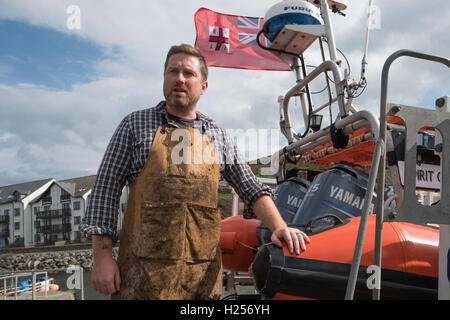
<box><xmin>163</xmin><ymin>53</ymin><xmax>208</xmax><ymax>113</ymax></box>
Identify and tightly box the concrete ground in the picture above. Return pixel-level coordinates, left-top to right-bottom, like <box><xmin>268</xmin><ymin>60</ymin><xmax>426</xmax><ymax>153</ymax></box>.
<box><xmin>0</xmin><ymin>290</ymin><xmax>75</xmax><ymax>300</ymax></box>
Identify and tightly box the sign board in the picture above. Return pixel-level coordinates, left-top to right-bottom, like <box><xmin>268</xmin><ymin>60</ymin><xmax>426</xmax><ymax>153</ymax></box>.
<box><xmin>397</xmin><ymin>161</ymin><xmax>441</xmax><ymax>191</ymax></box>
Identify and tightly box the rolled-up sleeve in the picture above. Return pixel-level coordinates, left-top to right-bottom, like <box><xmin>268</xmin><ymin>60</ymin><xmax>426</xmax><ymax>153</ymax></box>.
<box><xmin>79</xmin><ymin>114</ymin><xmax>133</xmax><ymax>242</ymax></box>
<box><xmin>220</xmin><ymin>130</ymin><xmax>273</xmax><ymax>219</ymax></box>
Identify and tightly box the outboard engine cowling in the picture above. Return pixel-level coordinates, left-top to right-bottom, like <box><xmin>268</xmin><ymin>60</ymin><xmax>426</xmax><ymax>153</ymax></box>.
<box><xmin>291</xmin><ymin>165</ymin><xmax>377</xmax><ymax>233</ymax></box>
<box><xmin>274</xmin><ymin>177</ymin><xmax>311</xmax><ymax>223</ymax></box>
<box><xmin>258</xmin><ymin>177</ymin><xmax>311</xmax><ymax>244</ymax></box>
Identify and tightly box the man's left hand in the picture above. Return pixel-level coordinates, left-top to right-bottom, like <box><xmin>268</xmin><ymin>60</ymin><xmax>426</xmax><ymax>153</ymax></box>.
<box><xmin>271</xmin><ymin>227</ymin><xmax>310</xmax><ymax>255</ymax></box>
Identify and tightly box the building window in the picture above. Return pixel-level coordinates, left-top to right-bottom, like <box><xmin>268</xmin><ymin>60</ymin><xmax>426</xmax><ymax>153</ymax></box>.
<box><xmin>14</xmin><ymin>208</ymin><xmax>20</xmax><ymax>217</ymax></box>
<box><xmin>35</xmin><ymin>220</ymin><xmax>40</xmax><ymax>228</ymax></box>
<box><xmin>61</xmin><ymin>189</ymin><xmax>71</xmax><ymax>202</ymax></box>
<box><xmin>74</xmin><ymin>216</ymin><xmax>81</xmax><ymax>225</ymax></box>
<box><xmin>14</xmin><ymin>222</ymin><xmax>20</xmax><ymax>230</ymax></box>
<box><xmin>4</xmin><ymin>209</ymin><xmax>9</xmax><ymax>216</ymax></box>
<box><xmin>73</xmin><ymin>201</ymin><xmax>81</xmax><ymax>210</ymax></box>
<box><xmin>62</xmin><ymin>203</ymin><xmax>71</xmax><ymax>210</ymax></box>
<box><xmin>41</xmin><ymin>189</ymin><xmax>52</xmax><ymax>203</ymax></box>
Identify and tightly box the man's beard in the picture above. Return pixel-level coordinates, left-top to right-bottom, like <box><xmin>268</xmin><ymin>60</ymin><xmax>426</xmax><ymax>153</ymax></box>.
<box><xmin>164</xmin><ymin>90</ymin><xmax>199</xmax><ymax>113</ymax></box>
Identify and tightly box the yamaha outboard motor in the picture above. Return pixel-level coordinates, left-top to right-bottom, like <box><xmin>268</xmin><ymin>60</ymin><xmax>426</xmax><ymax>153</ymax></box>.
<box><xmin>291</xmin><ymin>164</ymin><xmax>381</xmax><ymax>234</ymax></box>
<box><xmin>258</xmin><ymin>177</ymin><xmax>311</xmax><ymax>244</ymax></box>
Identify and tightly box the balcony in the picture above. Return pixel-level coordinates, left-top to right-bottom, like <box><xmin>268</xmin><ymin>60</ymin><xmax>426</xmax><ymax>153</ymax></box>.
<box><xmin>36</xmin><ymin>224</ymin><xmax>72</xmax><ymax>234</ymax></box>
<box><xmin>35</xmin><ymin>208</ymin><xmax>72</xmax><ymax>219</ymax></box>
<box><xmin>0</xmin><ymin>215</ymin><xmax>9</xmax><ymax>224</ymax></box>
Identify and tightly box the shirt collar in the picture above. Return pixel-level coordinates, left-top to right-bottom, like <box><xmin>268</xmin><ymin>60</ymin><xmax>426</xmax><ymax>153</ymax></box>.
<box><xmin>155</xmin><ymin>100</ymin><xmax>215</xmax><ymax>125</ymax></box>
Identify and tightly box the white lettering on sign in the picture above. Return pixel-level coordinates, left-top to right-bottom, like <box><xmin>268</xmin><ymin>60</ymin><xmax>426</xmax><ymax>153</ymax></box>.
<box><xmin>397</xmin><ymin>161</ymin><xmax>441</xmax><ymax>190</ymax></box>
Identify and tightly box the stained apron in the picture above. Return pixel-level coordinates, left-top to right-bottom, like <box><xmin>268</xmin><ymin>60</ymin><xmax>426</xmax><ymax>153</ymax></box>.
<box><xmin>111</xmin><ymin>125</ymin><xmax>222</xmax><ymax>299</ymax></box>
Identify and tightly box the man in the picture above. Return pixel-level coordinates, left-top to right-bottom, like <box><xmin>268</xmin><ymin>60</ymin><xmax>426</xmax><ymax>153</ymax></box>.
<box><xmin>79</xmin><ymin>44</ymin><xmax>310</xmax><ymax>299</ymax></box>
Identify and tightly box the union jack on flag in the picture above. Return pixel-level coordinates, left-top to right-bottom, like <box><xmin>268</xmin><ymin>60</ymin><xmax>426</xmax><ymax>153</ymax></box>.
<box><xmin>237</xmin><ymin>16</ymin><xmax>267</xmax><ymax>46</ymax></box>
<box><xmin>208</xmin><ymin>26</ymin><xmax>230</xmax><ymax>53</ymax></box>
<box><xmin>237</xmin><ymin>16</ymin><xmax>261</xmax><ymax>29</ymax></box>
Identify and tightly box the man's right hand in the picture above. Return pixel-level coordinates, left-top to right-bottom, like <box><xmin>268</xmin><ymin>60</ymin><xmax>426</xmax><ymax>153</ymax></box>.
<box><xmin>91</xmin><ymin>235</ymin><xmax>121</xmax><ymax>295</ymax></box>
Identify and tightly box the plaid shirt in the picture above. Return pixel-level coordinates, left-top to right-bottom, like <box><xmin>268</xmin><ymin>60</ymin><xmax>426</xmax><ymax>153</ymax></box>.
<box><xmin>79</xmin><ymin>101</ymin><xmax>273</xmax><ymax>241</ymax></box>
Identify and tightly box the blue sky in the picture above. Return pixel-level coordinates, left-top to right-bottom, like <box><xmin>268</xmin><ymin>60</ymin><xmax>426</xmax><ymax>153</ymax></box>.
<box><xmin>0</xmin><ymin>20</ymin><xmax>105</xmax><ymax>90</ymax></box>
<box><xmin>417</xmin><ymin>88</ymin><xmax>449</xmax><ymax>110</ymax></box>
<box><xmin>0</xmin><ymin>0</ymin><xmax>448</xmax><ymax>186</ymax></box>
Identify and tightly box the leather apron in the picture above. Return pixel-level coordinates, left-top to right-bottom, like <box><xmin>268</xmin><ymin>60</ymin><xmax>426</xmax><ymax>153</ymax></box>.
<box><xmin>112</xmin><ymin>125</ymin><xmax>222</xmax><ymax>300</ymax></box>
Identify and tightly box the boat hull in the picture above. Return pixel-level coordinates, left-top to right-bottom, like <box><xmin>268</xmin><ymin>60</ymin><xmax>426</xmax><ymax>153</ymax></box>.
<box><xmin>250</xmin><ymin>216</ymin><xmax>439</xmax><ymax>299</ymax></box>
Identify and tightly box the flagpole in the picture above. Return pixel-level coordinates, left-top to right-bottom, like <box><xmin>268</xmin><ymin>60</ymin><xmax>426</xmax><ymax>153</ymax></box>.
<box><xmin>360</xmin><ymin>0</ymin><xmax>373</xmax><ymax>86</ymax></box>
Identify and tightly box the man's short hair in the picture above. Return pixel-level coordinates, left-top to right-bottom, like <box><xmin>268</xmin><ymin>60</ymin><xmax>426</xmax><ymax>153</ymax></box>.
<box><xmin>164</xmin><ymin>44</ymin><xmax>208</xmax><ymax>81</ymax></box>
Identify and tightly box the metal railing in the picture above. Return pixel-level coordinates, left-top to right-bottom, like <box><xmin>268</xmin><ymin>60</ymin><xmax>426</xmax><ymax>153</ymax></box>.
<box><xmin>0</xmin><ymin>268</ymin><xmax>84</xmax><ymax>300</ymax></box>
<box><xmin>0</xmin><ymin>216</ymin><xmax>9</xmax><ymax>224</ymax></box>
<box><xmin>35</xmin><ymin>209</ymin><xmax>71</xmax><ymax>219</ymax></box>
<box><xmin>0</xmin><ymin>229</ymin><xmax>10</xmax><ymax>238</ymax></box>
<box><xmin>36</xmin><ymin>224</ymin><xmax>72</xmax><ymax>234</ymax></box>
<box><xmin>1</xmin><ymin>271</ymin><xmax>49</xmax><ymax>300</ymax></box>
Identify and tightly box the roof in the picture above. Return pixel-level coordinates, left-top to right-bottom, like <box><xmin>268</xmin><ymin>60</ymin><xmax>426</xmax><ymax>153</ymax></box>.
<box><xmin>58</xmin><ymin>175</ymin><xmax>97</xmax><ymax>197</ymax></box>
<box><xmin>0</xmin><ymin>178</ymin><xmax>54</xmax><ymax>205</ymax></box>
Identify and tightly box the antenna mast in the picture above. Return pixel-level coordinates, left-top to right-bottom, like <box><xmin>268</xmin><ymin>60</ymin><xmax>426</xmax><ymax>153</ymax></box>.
<box><xmin>360</xmin><ymin>0</ymin><xmax>373</xmax><ymax>86</ymax></box>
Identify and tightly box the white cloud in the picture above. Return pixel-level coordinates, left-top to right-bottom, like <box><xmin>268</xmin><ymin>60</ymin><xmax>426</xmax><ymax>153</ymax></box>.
<box><xmin>0</xmin><ymin>131</ymin><xmax>16</xmax><ymax>142</ymax></box>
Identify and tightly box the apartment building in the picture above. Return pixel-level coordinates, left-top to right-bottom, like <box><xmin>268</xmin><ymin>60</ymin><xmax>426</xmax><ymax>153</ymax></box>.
<box><xmin>0</xmin><ymin>176</ymin><xmax>129</xmax><ymax>248</ymax></box>
<box><xmin>0</xmin><ymin>178</ymin><xmax>55</xmax><ymax>247</ymax></box>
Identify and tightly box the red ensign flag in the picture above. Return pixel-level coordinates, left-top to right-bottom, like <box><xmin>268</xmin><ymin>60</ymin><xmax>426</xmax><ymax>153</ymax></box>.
<box><xmin>194</xmin><ymin>7</ymin><xmax>291</xmax><ymax>71</ymax></box>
